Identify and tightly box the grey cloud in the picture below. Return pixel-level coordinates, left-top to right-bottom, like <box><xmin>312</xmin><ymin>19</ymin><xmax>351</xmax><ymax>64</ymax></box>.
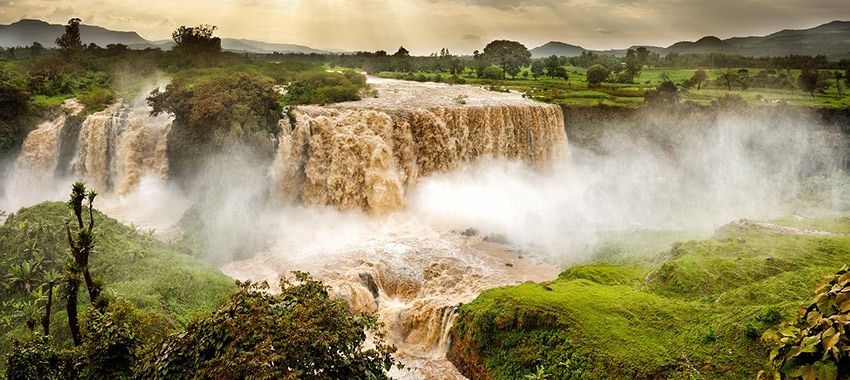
<box><xmin>462</xmin><ymin>33</ymin><xmax>480</xmax><ymax>40</ymax></box>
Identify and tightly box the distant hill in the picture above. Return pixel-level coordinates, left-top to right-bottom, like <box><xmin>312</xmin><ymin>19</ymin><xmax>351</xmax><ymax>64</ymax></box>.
<box><xmin>532</xmin><ymin>20</ymin><xmax>850</xmax><ymax>58</ymax></box>
<box><xmin>0</xmin><ymin>19</ymin><xmax>147</xmax><ymax>48</ymax></box>
<box><xmin>0</xmin><ymin>19</ymin><xmax>330</xmax><ymax>54</ymax></box>
<box><xmin>530</xmin><ymin>41</ymin><xmax>586</xmax><ymax>58</ymax></box>
<box><xmin>667</xmin><ymin>36</ymin><xmax>735</xmax><ymax>54</ymax></box>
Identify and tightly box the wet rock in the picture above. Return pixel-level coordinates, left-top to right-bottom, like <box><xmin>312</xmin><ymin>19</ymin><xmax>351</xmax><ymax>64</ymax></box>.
<box><xmin>461</xmin><ymin>227</ymin><xmax>479</xmax><ymax>237</ymax></box>
<box><xmin>484</xmin><ymin>233</ymin><xmax>509</xmax><ymax>244</ymax></box>
<box><xmin>358</xmin><ymin>272</ymin><xmax>380</xmax><ymax>299</ymax></box>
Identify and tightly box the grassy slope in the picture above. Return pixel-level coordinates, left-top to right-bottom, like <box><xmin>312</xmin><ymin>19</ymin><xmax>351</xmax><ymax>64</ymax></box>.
<box><xmin>449</xmin><ymin>218</ymin><xmax>850</xmax><ymax>379</ymax></box>
<box><xmin>0</xmin><ymin>202</ymin><xmax>234</xmax><ymax>357</ymax></box>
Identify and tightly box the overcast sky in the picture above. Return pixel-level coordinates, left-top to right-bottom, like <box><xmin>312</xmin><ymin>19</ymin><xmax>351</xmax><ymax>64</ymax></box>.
<box><xmin>2</xmin><ymin>0</ymin><xmax>849</xmax><ymax>54</ymax></box>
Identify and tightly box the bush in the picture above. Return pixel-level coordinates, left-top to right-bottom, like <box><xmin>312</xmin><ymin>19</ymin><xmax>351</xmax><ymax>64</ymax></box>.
<box><xmin>286</xmin><ymin>70</ymin><xmax>365</xmax><ymax>105</ymax></box>
<box><xmin>586</xmin><ymin>64</ymin><xmax>609</xmax><ymax>87</ymax></box>
<box><xmin>482</xmin><ymin>65</ymin><xmax>504</xmax><ymax>80</ymax></box>
<box><xmin>78</xmin><ymin>87</ymin><xmax>114</xmax><ymax>111</ymax></box>
<box><xmin>136</xmin><ymin>272</ymin><xmax>398</xmax><ymax>379</ymax></box>
<box><xmin>761</xmin><ymin>266</ymin><xmax>850</xmax><ymax>379</ymax></box>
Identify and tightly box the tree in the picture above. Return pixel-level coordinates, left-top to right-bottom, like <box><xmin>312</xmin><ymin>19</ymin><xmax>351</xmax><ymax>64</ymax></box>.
<box><xmin>622</xmin><ymin>49</ymin><xmax>641</xmax><ymax>83</ymax></box>
<box><xmin>635</xmin><ymin>47</ymin><xmax>650</xmax><ymax>66</ymax></box>
<box><xmin>393</xmin><ymin>46</ymin><xmax>410</xmax><ymax>57</ymax></box>
<box><xmin>719</xmin><ymin>68</ymin><xmax>737</xmax><ymax>91</ymax></box>
<box><xmin>530</xmin><ymin>60</ymin><xmax>545</xmax><ymax>80</ymax></box>
<box><xmin>63</xmin><ymin>182</ymin><xmax>101</xmax><ymax>346</ymax></box>
<box><xmin>550</xmin><ymin>66</ymin><xmax>569</xmax><ymax>81</ymax></box>
<box><xmin>41</xmin><ymin>269</ymin><xmax>59</xmax><ymax>336</ymax></box>
<box><xmin>586</xmin><ymin>64</ymin><xmax>609</xmax><ymax>87</ymax></box>
<box><xmin>544</xmin><ymin>55</ymin><xmax>561</xmax><ymax>78</ymax></box>
<box><xmin>472</xmin><ymin>50</ymin><xmax>489</xmax><ymax>78</ymax></box>
<box><xmin>689</xmin><ymin>69</ymin><xmax>708</xmax><ymax>90</ymax></box>
<box><xmin>136</xmin><ymin>273</ymin><xmax>398</xmax><ymax>379</ymax></box>
<box><xmin>834</xmin><ymin>71</ymin><xmax>844</xmax><ymax>96</ymax></box>
<box><xmin>55</xmin><ymin>18</ymin><xmax>82</xmax><ymax>59</ymax></box>
<box><xmin>798</xmin><ymin>69</ymin><xmax>828</xmax><ymax>98</ymax></box>
<box><xmin>482</xmin><ymin>40</ymin><xmax>532</xmax><ymax>79</ymax></box>
<box><xmin>171</xmin><ymin>25</ymin><xmax>221</xmax><ymax>63</ymax></box>
<box><xmin>29</xmin><ymin>42</ymin><xmax>44</xmax><ymax>60</ymax></box>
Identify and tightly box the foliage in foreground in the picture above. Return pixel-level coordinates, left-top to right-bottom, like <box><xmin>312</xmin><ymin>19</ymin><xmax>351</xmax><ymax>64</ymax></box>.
<box><xmin>0</xmin><ymin>201</ymin><xmax>234</xmax><ymax>369</ymax></box>
<box><xmin>136</xmin><ymin>272</ymin><xmax>397</xmax><ymax>380</ymax></box>
<box><xmin>761</xmin><ymin>266</ymin><xmax>850</xmax><ymax>380</ymax></box>
<box><xmin>449</xmin><ymin>218</ymin><xmax>850</xmax><ymax>379</ymax></box>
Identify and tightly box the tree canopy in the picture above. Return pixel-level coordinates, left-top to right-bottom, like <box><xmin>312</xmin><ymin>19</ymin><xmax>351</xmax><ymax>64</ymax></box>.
<box><xmin>136</xmin><ymin>273</ymin><xmax>398</xmax><ymax>379</ymax></box>
<box><xmin>482</xmin><ymin>40</ymin><xmax>532</xmax><ymax>79</ymax></box>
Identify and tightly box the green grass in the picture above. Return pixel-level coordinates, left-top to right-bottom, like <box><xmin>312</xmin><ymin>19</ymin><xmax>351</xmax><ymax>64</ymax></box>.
<box><xmin>450</xmin><ymin>217</ymin><xmax>850</xmax><ymax>379</ymax></box>
<box><xmin>0</xmin><ymin>202</ymin><xmax>235</xmax><ymax>363</ymax></box>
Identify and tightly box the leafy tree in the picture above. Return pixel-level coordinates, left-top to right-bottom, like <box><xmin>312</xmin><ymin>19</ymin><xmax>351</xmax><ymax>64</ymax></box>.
<box><xmin>55</xmin><ymin>18</ymin><xmax>83</xmax><ymax>59</ymax></box>
<box><xmin>550</xmin><ymin>66</ymin><xmax>568</xmax><ymax>81</ymax></box>
<box><xmin>29</xmin><ymin>42</ymin><xmax>44</xmax><ymax>60</ymax></box>
<box><xmin>798</xmin><ymin>69</ymin><xmax>829</xmax><ymax>98</ymax></box>
<box><xmin>149</xmin><ymin>72</ymin><xmax>282</xmax><ymax>178</ymax></box>
<box><xmin>544</xmin><ymin>55</ymin><xmax>562</xmax><ymax>78</ymax></box>
<box><xmin>635</xmin><ymin>47</ymin><xmax>650</xmax><ymax>66</ymax></box>
<box><xmin>530</xmin><ymin>59</ymin><xmax>545</xmax><ymax>80</ymax></box>
<box><xmin>482</xmin><ymin>40</ymin><xmax>532</xmax><ymax>79</ymax></box>
<box><xmin>760</xmin><ymin>266</ymin><xmax>850</xmax><ymax>380</ymax></box>
<box><xmin>689</xmin><ymin>69</ymin><xmax>708</xmax><ymax>90</ymax></box>
<box><xmin>393</xmin><ymin>46</ymin><xmax>410</xmax><ymax>57</ymax></box>
<box><xmin>619</xmin><ymin>49</ymin><xmax>641</xmax><ymax>83</ymax></box>
<box><xmin>482</xmin><ymin>65</ymin><xmax>504</xmax><ymax>80</ymax></box>
<box><xmin>472</xmin><ymin>50</ymin><xmax>489</xmax><ymax>78</ymax></box>
<box><xmin>586</xmin><ymin>64</ymin><xmax>609</xmax><ymax>87</ymax></box>
<box><xmin>171</xmin><ymin>25</ymin><xmax>221</xmax><ymax>66</ymax></box>
<box><xmin>136</xmin><ymin>273</ymin><xmax>398</xmax><ymax>379</ymax></box>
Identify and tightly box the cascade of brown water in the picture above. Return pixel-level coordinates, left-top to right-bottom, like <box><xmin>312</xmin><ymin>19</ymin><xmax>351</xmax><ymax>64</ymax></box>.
<box><xmin>17</xmin><ymin>99</ymin><xmax>84</xmax><ymax>173</ymax></box>
<box><xmin>272</xmin><ymin>103</ymin><xmax>567</xmax><ymax>214</ymax></box>
<box><xmin>72</xmin><ymin>102</ymin><xmax>172</xmax><ymax>194</ymax></box>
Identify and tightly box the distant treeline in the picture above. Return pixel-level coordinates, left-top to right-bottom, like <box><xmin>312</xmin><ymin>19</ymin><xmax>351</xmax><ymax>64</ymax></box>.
<box><xmin>247</xmin><ymin>49</ymin><xmax>850</xmax><ymax>72</ymax></box>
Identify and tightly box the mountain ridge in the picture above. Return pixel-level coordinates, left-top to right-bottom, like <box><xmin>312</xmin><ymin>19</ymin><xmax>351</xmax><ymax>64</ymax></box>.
<box><xmin>0</xmin><ymin>19</ymin><xmax>331</xmax><ymax>54</ymax></box>
<box><xmin>531</xmin><ymin>20</ymin><xmax>850</xmax><ymax>58</ymax></box>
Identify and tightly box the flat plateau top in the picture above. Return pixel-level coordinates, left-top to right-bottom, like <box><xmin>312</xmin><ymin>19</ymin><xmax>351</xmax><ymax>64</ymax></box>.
<box><xmin>329</xmin><ymin>76</ymin><xmax>541</xmax><ymax>109</ymax></box>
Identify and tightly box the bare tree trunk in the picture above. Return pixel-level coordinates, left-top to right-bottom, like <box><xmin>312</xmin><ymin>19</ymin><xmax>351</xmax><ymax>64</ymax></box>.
<box><xmin>66</xmin><ymin>278</ymin><xmax>81</xmax><ymax>346</ymax></box>
<box><xmin>42</xmin><ymin>282</ymin><xmax>53</xmax><ymax>336</ymax></box>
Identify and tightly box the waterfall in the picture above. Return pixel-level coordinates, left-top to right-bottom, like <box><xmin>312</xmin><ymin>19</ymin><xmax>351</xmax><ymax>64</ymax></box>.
<box><xmin>272</xmin><ymin>103</ymin><xmax>567</xmax><ymax>213</ymax></box>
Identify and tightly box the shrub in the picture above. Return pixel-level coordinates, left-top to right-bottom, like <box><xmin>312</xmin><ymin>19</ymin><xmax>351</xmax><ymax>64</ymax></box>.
<box><xmin>78</xmin><ymin>87</ymin><xmax>114</xmax><ymax>111</ymax></box>
<box><xmin>482</xmin><ymin>65</ymin><xmax>504</xmax><ymax>80</ymax></box>
<box><xmin>286</xmin><ymin>70</ymin><xmax>365</xmax><ymax>105</ymax></box>
<box><xmin>136</xmin><ymin>272</ymin><xmax>398</xmax><ymax>379</ymax></box>
<box><xmin>586</xmin><ymin>64</ymin><xmax>610</xmax><ymax>87</ymax></box>
<box><xmin>760</xmin><ymin>266</ymin><xmax>850</xmax><ymax>380</ymax></box>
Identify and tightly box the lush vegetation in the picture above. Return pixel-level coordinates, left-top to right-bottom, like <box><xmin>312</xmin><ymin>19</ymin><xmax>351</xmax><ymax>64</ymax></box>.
<box><xmin>0</xmin><ymin>200</ymin><xmax>234</xmax><ymax>375</ymax></box>
<box><xmin>449</xmin><ymin>217</ymin><xmax>850</xmax><ymax>379</ymax></box>
<box><xmin>136</xmin><ymin>273</ymin><xmax>396</xmax><ymax>379</ymax></box>
<box><xmin>1</xmin><ymin>189</ymin><xmax>398</xmax><ymax>378</ymax></box>
<box><xmin>760</xmin><ymin>266</ymin><xmax>850</xmax><ymax>379</ymax></box>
